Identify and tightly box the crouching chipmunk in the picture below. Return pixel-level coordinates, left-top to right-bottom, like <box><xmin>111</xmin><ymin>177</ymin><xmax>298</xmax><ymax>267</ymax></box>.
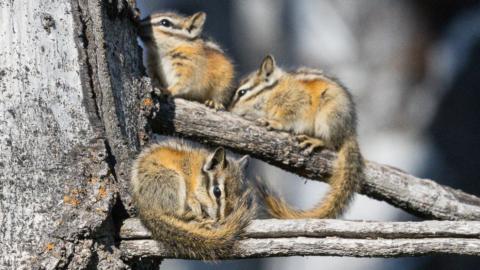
<box><xmin>137</xmin><ymin>11</ymin><xmax>235</xmax><ymax>110</ymax></box>
<box><xmin>229</xmin><ymin>55</ymin><xmax>365</xmax><ymax>219</ymax></box>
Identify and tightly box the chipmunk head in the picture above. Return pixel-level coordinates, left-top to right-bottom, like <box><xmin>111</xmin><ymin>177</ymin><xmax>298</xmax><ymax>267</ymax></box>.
<box><xmin>229</xmin><ymin>55</ymin><xmax>283</xmax><ymax>115</ymax></box>
<box><xmin>138</xmin><ymin>11</ymin><xmax>206</xmax><ymax>46</ymax></box>
<box><xmin>201</xmin><ymin>147</ymin><xmax>249</xmax><ymax>220</ymax></box>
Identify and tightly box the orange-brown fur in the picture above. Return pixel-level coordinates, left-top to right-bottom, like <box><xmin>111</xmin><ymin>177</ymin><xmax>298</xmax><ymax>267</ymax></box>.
<box><xmin>230</xmin><ymin>55</ymin><xmax>364</xmax><ymax>219</ymax></box>
<box><xmin>131</xmin><ymin>140</ymin><xmax>255</xmax><ymax>259</ymax></box>
<box><xmin>138</xmin><ymin>12</ymin><xmax>235</xmax><ymax>110</ymax></box>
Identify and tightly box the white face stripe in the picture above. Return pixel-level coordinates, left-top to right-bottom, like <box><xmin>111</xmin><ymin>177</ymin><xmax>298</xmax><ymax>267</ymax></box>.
<box><xmin>237</xmin><ymin>79</ymin><xmax>254</xmax><ymax>92</ymax></box>
<box><xmin>144</xmin><ymin>15</ymin><xmax>201</xmax><ymax>39</ymax></box>
<box><xmin>234</xmin><ymin>68</ymin><xmax>283</xmax><ymax>103</ymax></box>
<box><xmin>245</xmin><ymin>83</ymin><xmax>268</xmax><ymax>99</ymax></box>
<box><xmin>150</xmin><ymin>17</ymin><xmax>202</xmax><ymax>39</ymax></box>
<box><xmin>231</xmin><ymin>78</ymin><xmax>256</xmax><ymax>105</ymax></box>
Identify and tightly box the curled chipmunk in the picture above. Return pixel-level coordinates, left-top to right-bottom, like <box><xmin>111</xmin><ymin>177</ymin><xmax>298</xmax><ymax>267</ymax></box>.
<box><xmin>131</xmin><ymin>139</ymin><xmax>254</xmax><ymax>259</ymax></box>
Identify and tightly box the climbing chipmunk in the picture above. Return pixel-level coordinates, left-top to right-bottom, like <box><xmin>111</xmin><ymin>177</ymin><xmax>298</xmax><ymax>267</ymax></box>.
<box><xmin>229</xmin><ymin>55</ymin><xmax>364</xmax><ymax>219</ymax></box>
<box><xmin>130</xmin><ymin>139</ymin><xmax>254</xmax><ymax>260</ymax></box>
<box><xmin>137</xmin><ymin>11</ymin><xmax>235</xmax><ymax>110</ymax></box>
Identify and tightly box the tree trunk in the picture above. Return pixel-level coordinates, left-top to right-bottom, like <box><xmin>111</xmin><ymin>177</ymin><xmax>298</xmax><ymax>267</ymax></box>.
<box><xmin>0</xmin><ymin>0</ymin><xmax>148</xmax><ymax>268</ymax></box>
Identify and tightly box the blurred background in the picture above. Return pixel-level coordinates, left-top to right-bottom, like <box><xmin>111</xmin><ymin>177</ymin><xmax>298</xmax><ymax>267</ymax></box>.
<box><xmin>137</xmin><ymin>0</ymin><xmax>480</xmax><ymax>269</ymax></box>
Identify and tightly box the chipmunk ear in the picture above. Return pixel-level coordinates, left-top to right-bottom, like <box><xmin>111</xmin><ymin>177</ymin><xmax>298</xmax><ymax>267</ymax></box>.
<box><xmin>186</xmin><ymin>12</ymin><xmax>206</xmax><ymax>38</ymax></box>
<box><xmin>204</xmin><ymin>147</ymin><xmax>226</xmax><ymax>171</ymax></box>
<box><xmin>259</xmin><ymin>54</ymin><xmax>276</xmax><ymax>78</ymax></box>
<box><xmin>238</xmin><ymin>155</ymin><xmax>250</xmax><ymax>171</ymax></box>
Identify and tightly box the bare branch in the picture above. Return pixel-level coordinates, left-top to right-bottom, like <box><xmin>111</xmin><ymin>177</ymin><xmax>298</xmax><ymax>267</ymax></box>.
<box><xmin>121</xmin><ymin>238</ymin><xmax>480</xmax><ymax>259</ymax></box>
<box><xmin>145</xmin><ymin>97</ymin><xmax>480</xmax><ymax>221</ymax></box>
<box><xmin>121</xmin><ymin>218</ymin><xmax>480</xmax><ymax>239</ymax></box>
<box><xmin>119</xmin><ymin>218</ymin><xmax>480</xmax><ymax>259</ymax></box>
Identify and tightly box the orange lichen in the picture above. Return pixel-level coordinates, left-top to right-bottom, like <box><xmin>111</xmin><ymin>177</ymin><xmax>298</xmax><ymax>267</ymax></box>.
<box><xmin>143</xmin><ymin>97</ymin><xmax>154</xmax><ymax>107</ymax></box>
<box><xmin>45</xmin><ymin>242</ymin><xmax>55</xmax><ymax>252</ymax></box>
<box><xmin>97</xmin><ymin>185</ymin><xmax>107</xmax><ymax>199</ymax></box>
<box><xmin>63</xmin><ymin>195</ymin><xmax>80</xmax><ymax>206</ymax></box>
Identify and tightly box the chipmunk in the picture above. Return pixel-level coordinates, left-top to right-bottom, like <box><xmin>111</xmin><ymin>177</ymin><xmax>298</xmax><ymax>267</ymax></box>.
<box><xmin>137</xmin><ymin>11</ymin><xmax>235</xmax><ymax>110</ymax></box>
<box><xmin>130</xmin><ymin>139</ymin><xmax>254</xmax><ymax>260</ymax></box>
<box><xmin>229</xmin><ymin>55</ymin><xmax>364</xmax><ymax>219</ymax></box>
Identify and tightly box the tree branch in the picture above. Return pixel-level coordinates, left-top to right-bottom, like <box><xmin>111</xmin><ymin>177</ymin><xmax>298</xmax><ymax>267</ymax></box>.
<box><xmin>121</xmin><ymin>218</ymin><xmax>480</xmax><ymax>239</ymax></box>
<box><xmin>145</xmin><ymin>97</ymin><xmax>480</xmax><ymax>221</ymax></box>
<box><xmin>119</xmin><ymin>218</ymin><xmax>480</xmax><ymax>259</ymax></box>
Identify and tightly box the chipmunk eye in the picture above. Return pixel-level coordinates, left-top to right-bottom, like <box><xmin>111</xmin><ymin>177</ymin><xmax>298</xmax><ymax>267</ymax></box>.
<box><xmin>213</xmin><ymin>186</ymin><xmax>221</xmax><ymax>198</ymax></box>
<box><xmin>238</xmin><ymin>89</ymin><xmax>247</xmax><ymax>97</ymax></box>
<box><xmin>160</xmin><ymin>19</ymin><xmax>172</xmax><ymax>27</ymax></box>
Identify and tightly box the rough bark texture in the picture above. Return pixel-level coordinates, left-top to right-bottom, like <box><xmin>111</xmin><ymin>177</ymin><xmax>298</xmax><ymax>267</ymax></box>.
<box><xmin>146</xmin><ymin>97</ymin><xmax>480</xmax><ymax>221</ymax></box>
<box><xmin>0</xmin><ymin>0</ymin><xmax>147</xmax><ymax>269</ymax></box>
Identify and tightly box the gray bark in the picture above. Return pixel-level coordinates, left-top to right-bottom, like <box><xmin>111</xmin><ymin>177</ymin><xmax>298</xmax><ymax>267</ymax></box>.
<box><xmin>121</xmin><ymin>238</ymin><xmax>480</xmax><ymax>259</ymax></box>
<box><xmin>119</xmin><ymin>218</ymin><xmax>480</xmax><ymax>259</ymax></box>
<box><xmin>121</xmin><ymin>218</ymin><xmax>480</xmax><ymax>239</ymax></box>
<box><xmin>146</xmin><ymin>97</ymin><xmax>480</xmax><ymax>221</ymax></box>
<box><xmin>0</xmin><ymin>0</ymin><xmax>146</xmax><ymax>269</ymax></box>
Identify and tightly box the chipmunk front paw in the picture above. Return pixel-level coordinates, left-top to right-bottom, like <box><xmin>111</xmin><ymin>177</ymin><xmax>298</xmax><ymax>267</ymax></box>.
<box><xmin>205</xmin><ymin>100</ymin><xmax>225</xmax><ymax>111</ymax></box>
<box><xmin>255</xmin><ymin>118</ymin><xmax>284</xmax><ymax>131</ymax></box>
<box><xmin>295</xmin><ymin>135</ymin><xmax>325</xmax><ymax>154</ymax></box>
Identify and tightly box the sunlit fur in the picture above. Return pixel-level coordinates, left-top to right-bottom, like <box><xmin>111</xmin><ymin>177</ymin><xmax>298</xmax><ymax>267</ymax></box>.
<box><xmin>229</xmin><ymin>55</ymin><xmax>364</xmax><ymax>219</ymax></box>
<box><xmin>138</xmin><ymin>11</ymin><xmax>235</xmax><ymax>109</ymax></box>
<box><xmin>131</xmin><ymin>139</ymin><xmax>255</xmax><ymax>259</ymax></box>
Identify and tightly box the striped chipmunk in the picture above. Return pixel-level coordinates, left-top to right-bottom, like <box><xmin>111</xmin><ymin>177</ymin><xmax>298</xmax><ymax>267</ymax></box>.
<box><xmin>229</xmin><ymin>55</ymin><xmax>364</xmax><ymax>219</ymax></box>
<box><xmin>131</xmin><ymin>139</ymin><xmax>255</xmax><ymax>260</ymax></box>
<box><xmin>137</xmin><ymin>11</ymin><xmax>235</xmax><ymax>110</ymax></box>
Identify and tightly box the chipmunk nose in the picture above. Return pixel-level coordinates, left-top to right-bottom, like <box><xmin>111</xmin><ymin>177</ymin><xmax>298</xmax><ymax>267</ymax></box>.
<box><xmin>136</xmin><ymin>23</ymin><xmax>153</xmax><ymax>41</ymax></box>
<box><xmin>201</xmin><ymin>204</ymin><xmax>218</xmax><ymax>220</ymax></box>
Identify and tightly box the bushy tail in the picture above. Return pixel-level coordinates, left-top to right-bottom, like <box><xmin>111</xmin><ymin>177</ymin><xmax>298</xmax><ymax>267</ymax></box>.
<box><xmin>256</xmin><ymin>137</ymin><xmax>364</xmax><ymax>219</ymax></box>
<box><xmin>138</xmin><ymin>191</ymin><xmax>255</xmax><ymax>260</ymax></box>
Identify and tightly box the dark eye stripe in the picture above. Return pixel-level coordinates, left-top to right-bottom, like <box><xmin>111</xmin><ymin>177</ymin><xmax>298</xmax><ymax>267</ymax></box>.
<box><xmin>237</xmin><ymin>87</ymin><xmax>251</xmax><ymax>97</ymax></box>
<box><xmin>151</xmin><ymin>20</ymin><xmax>180</xmax><ymax>30</ymax></box>
<box><xmin>240</xmin><ymin>80</ymin><xmax>279</xmax><ymax>103</ymax></box>
<box><xmin>213</xmin><ymin>186</ymin><xmax>221</xmax><ymax>198</ymax></box>
<box><xmin>161</xmin><ymin>19</ymin><xmax>172</xmax><ymax>27</ymax></box>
